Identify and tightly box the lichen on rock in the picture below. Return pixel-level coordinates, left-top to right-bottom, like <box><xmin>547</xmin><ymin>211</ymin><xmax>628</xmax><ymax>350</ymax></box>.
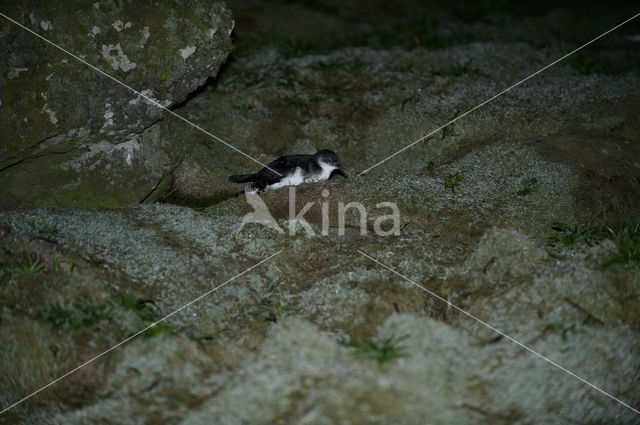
<box><xmin>0</xmin><ymin>0</ymin><xmax>234</xmax><ymax>209</ymax></box>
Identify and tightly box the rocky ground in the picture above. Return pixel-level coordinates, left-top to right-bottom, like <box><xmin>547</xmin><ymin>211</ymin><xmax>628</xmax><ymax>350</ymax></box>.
<box><xmin>1</xmin><ymin>0</ymin><xmax>640</xmax><ymax>424</ymax></box>
<box><xmin>0</xmin><ymin>0</ymin><xmax>233</xmax><ymax>208</ymax></box>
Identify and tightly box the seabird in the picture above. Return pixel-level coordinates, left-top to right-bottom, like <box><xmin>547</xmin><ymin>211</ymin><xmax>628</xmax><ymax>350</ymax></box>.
<box><xmin>229</xmin><ymin>149</ymin><xmax>347</xmax><ymax>193</ymax></box>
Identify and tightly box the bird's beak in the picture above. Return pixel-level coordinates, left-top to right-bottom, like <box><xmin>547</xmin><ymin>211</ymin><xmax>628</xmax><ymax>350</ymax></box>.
<box><xmin>334</xmin><ymin>165</ymin><xmax>348</xmax><ymax>178</ymax></box>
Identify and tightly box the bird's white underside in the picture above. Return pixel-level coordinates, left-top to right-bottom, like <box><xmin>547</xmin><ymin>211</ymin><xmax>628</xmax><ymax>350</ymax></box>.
<box><xmin>246</xmin><ymin>161</ymin><xmax>336</xmax><ymax>193</ymax></box>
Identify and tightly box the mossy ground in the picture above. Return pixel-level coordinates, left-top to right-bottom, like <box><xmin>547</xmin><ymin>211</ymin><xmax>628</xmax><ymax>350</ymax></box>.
<box><xmin>2</xmin><ymin>0</ymin><xmax>640</xmax><ymax>423</ymax></box>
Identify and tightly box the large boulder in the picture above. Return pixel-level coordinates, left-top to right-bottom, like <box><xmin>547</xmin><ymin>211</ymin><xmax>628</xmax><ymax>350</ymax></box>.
<box><xmin>0</xmin><ymin>0</ymin><xmax>234</xmax><ymax>209</ymax></box>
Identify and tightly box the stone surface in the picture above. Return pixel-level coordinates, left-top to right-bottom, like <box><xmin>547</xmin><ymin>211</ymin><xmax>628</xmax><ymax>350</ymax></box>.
<box><xmin>165</xmin><ymin>37</ymin><xmax>640</xmax><ymax>221</ymax></box>
<box><xmin>1</xmin><ymin>1</ymin><xmax>640</xmax><ymax>424</ymax></box>
<box><xmin>0</xmin><ymin>0</ymin><xmax>234</xmax><ymax>208</ymax></box>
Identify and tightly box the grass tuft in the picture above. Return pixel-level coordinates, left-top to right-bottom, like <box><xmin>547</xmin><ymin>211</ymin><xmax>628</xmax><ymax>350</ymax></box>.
<box><xmin>549</xmin><ymin>222</ymin><xmax>595</xmax><ymax>247</ymax></box>
<box><xmin>598</xmin><ymin>219</ymin><xmax>640</xmax><ymax>269</ymax></box>
<box><xmin>516</xmin><ymin>177</ymin><xmax>539</xmax><ymax>196</ymax></box>
<box><xmin>37</xmin><ymin>302</ymin><xmax>112</xmax><ymax>330</ymax></box>
<box><xmin>18</xmin><ymin>258</ymin><xmax>43</xmax><ymax>275</ymax></box>
<box><xmin>249</xmin><ymin>299</ymin><xmax>296</xmax><ymax>322</ymax></box>
<box><xmin>549</xmin><ymin>219</ymin><xmax>640</xmax><ymax>268</ymax></box>
<box><xmin>444</xmin><ymin>173</ymin><xmax>462</xmax><ymax>193</ymax></box>
<box><xmin>345</xmin><ymin>335</ymin><xmax>409</xmax><ymax>365</ymax></box>
<box><xmin>115</xmin><ymin>294</ymin><xmax>156</xmax><ymax>322</ymax></box>
<box><xmin>145</xmin><ymin>322</ymin><xmax>178</xmax><ymax>337</ymax></box>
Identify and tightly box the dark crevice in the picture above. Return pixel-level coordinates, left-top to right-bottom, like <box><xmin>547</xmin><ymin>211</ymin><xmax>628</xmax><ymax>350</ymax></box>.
<box><xmin>139</xmin><ymin>160</ymin><xmax>182</xmax><ymax>204</ymax></box>
<box><xmin>0</xmin><ymin>157</ymin><xmax>25</xmax><ymax>173</ymax></box>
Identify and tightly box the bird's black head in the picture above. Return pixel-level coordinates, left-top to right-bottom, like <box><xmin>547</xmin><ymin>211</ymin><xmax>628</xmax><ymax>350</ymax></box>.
<box><xmin>314</xmin><ymin>149</ymin><xmax>347</xmax><ymax>177</ymax></box>
<box><xmin>314</xmin><ymin>149</ymin><xmax>339</xmax><ymax>163</ymax></box>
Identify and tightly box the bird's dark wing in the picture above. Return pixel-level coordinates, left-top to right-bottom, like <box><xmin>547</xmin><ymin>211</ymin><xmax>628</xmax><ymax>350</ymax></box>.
<box><xmin>254</xmin><ymin>154</ymin><xmax>313</xmax><ymax>184</ymax></box>
<box><xmin>229</xmin><ymin>173</ymin><xmax>256</xmax><ymax>183</ymax></box>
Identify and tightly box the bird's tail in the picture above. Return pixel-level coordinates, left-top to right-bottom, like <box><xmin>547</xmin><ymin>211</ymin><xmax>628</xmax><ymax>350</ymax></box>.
<box><xmin>229</xmin><ymin>173</ymin><xmax>256</xmax><ymax>183</ymax></box>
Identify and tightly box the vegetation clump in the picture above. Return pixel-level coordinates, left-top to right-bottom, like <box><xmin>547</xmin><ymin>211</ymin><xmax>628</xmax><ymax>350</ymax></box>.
<box><xmin>249</xmin><ymin>299</ymin><xmax>296</xmax><ymax>323</ymax></box>
<box><xmin>516</xmin><ymin>177</ymin><xmax>539</xmax><ymax>196</ymax></box>
<box><xmin>444</xmin><ymin>173</ymin><xmax>462</xmax><ymax>193</ymax></box>
<box><xmin>598</xmin><ymin>219</ymin><xmax>640</xmax><ymax>268</ymax></box>
<box><xmin>345</xmin><ymin>334</ymin><xmax>409</xmax><ymax>365</ymax></box>
<box><xmin>550</xmin><ymin>218</ymin><xmax>640</xmax><ymax>268</ymax></box>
